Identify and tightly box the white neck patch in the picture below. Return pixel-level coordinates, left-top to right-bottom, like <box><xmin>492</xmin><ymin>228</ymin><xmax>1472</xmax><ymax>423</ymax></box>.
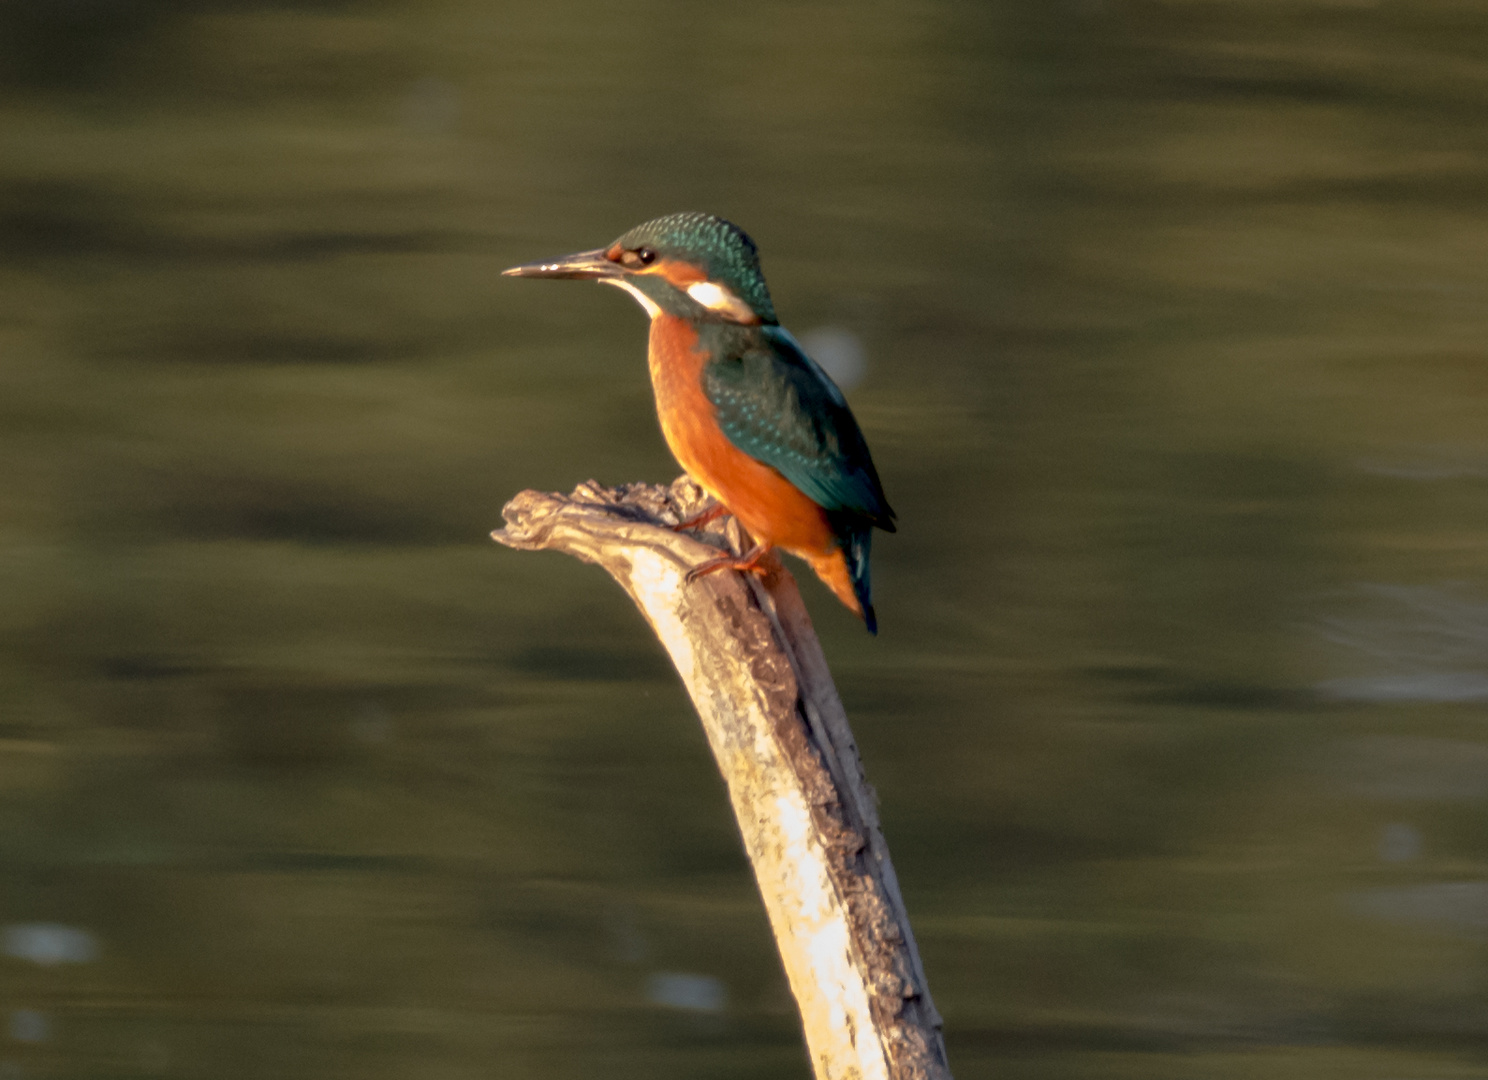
<box><xmin>600</xmin><ymin>277</ymin><xmax>662</xmax><ymax>319</ymax></box>
<box><xmin>685</xmin><ymin>281</ymin><xmax>758</xmax><ymax>324</ymax></box>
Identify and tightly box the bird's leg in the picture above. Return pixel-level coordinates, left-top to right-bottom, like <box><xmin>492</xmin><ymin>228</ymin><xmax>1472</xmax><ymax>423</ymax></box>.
<box><xmin>685</xmin><ymin>542</ymin><xmax>772</xmax><ymax>584</ymax></box>
<box><xmin>670</xmin><ymin>501</ymin><xmax>730</xmax><ymax>532</ymax></box>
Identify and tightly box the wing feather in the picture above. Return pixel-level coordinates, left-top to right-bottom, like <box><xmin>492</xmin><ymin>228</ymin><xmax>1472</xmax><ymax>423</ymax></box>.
<box><xmin>701</xmin><ymin>326</ymin><xmax>895</xmax><ymax>530</ymax></box>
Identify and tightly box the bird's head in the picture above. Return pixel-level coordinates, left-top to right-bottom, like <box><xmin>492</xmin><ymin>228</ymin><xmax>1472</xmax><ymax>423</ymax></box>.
<box><xmin>503</xmin><ymin>212</ymin><xmax>778</xmax><ymax>326</ymax></box>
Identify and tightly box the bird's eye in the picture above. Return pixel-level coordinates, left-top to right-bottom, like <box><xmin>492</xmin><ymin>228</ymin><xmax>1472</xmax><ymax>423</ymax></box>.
<box><xmin>618</xmin><ymin>247</ymin><xmax>658</xmax><ymax>269</ymax></box>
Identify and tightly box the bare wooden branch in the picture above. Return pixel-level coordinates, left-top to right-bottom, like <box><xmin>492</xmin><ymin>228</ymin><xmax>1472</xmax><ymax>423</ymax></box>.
<box><xmin>493</xmin><ymin>477</ymin><xmax>951</xmax><ymax>1080</ymax></box>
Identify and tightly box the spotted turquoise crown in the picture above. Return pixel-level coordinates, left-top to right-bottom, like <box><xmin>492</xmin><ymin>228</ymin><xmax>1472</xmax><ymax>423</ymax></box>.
<box><xmin>615</xmin><ymin>212</ymin><xmax>778</xmax><ymax>325</ymax></box>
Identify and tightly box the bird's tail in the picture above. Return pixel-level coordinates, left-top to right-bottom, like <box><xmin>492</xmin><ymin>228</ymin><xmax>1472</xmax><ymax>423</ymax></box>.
<box><xmin>807</xmin><ymin>518</ymin><xmax>877</xmax><ymax>634</ymax></box>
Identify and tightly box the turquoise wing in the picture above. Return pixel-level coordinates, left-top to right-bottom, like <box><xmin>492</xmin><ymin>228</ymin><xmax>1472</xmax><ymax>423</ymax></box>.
<box><xmin>701</xmin><ymin>326</ymin><xmax>895</xmax><ymax>530</ymax></box>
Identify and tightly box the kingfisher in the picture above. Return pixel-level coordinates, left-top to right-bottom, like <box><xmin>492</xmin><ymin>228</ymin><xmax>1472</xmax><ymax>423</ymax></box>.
<box><xmin>504</xmin><ymin>212</ymin><xmax>895</xmax><ymax>633</ymax></box>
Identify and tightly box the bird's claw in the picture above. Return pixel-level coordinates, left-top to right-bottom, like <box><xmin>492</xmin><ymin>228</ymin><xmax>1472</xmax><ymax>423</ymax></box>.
<box><xmin>670</xmin><ymin>502</ymin><xmax>730</xmax><ymax>532</ymax></box>
<box><xmin>684</xmin><ymin>545</ymin><xmax>771</xmax><ymax>585</ymax></box>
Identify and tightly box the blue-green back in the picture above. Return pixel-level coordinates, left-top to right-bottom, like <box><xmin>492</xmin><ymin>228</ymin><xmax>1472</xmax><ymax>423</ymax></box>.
<box><xmin>699</xmin><ymin>324</ymin><xmax>894</xmax><ymax>529</ymax></box>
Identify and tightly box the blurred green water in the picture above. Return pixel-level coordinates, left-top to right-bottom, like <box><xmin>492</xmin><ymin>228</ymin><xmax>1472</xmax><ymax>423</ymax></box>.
<box><xmin>2</xmin><ymin>1</ymin><xmax>1488</xmax><ymax>1077</ymax></box>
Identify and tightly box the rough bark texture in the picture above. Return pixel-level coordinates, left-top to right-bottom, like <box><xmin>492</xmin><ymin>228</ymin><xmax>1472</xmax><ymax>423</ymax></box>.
<box><xmin>492</xmin><ymin>477</ymin><xmax>951</xmax><ymax>1080</ymax></box>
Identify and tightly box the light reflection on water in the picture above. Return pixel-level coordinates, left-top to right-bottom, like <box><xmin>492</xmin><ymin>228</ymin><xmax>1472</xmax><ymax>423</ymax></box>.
<box><xmin>1</xmin><ymin>2</ymin><xmax>1487</xmax><ymax>1079</ymax></box>
<box><xmin>1348</xmin><ymin>883</ymin><xmax>1488</xmax><ymax>938</ymax></box>
<box><xmin>2</xmin><ymin>924</ymin><xmax>98</xmax><ymax>967</ymax></box>
<box><xmin>1317</xmin><ymin>583</ymin><xmax>1488</xmax><ymax>702</ymax></box>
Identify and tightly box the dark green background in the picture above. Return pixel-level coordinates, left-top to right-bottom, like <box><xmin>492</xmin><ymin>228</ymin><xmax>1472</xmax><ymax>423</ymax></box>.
<box><xmin>3</xmin><ymin>2</ymin><xmax>1487</xmax><ymax>1077</ymax></box>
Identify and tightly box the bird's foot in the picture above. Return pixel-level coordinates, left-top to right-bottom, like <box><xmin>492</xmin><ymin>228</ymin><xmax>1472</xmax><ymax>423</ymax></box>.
<box><xmin>684</xmin><ymin>542</ymin><xmax>771</xmax><ymax>584</ymax></box>
<box><xmin>670</xmin><ymin>502</ymin><xmax>730</xmax><ymax>532</ymax></box>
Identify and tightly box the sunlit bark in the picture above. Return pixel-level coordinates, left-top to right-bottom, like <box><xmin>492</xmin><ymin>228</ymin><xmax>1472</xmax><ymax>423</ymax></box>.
<box><xmin>493</xmin><ymin>476</ymin><xmax>950</xmax><ymax>1080</ymax></box>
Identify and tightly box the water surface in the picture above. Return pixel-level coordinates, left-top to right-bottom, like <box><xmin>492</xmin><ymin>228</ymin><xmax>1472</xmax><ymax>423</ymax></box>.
<box><xmin>2</xmin><ymin>3</ymin><xmax>1487</xmax><ymax>1077</ymax></box>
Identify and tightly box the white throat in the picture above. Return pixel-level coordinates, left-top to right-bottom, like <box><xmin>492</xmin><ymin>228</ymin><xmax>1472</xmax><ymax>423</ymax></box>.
<box><xmin>600</xmin><ymin>276</ymin><xmax>758</xmax><ymax>324</ymax></box>
<box><xmin>601</xmin><ymin>277</ymin><xmax>662</xmax><ymax>319</ymax></box>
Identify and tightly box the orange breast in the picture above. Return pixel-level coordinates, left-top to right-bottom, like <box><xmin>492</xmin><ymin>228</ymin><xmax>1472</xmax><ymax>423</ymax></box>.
<box><xmin>648</xmin><ymin>316</ymin><xmax>835</xmax><ymax>558</ymax></box>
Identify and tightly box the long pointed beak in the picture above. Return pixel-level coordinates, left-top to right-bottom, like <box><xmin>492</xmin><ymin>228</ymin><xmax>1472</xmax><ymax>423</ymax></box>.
<box><xmin>501</xmin><ymin>247</ymin><xmax>621</xmax><ymax>280</ymax></box>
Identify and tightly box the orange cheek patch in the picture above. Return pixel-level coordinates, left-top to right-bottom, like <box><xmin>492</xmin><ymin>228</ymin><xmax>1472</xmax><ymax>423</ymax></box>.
<box><xmin>646</xmin><ymin>258</ymin><xmax>707</xmax><ymax>288</ymax></box>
